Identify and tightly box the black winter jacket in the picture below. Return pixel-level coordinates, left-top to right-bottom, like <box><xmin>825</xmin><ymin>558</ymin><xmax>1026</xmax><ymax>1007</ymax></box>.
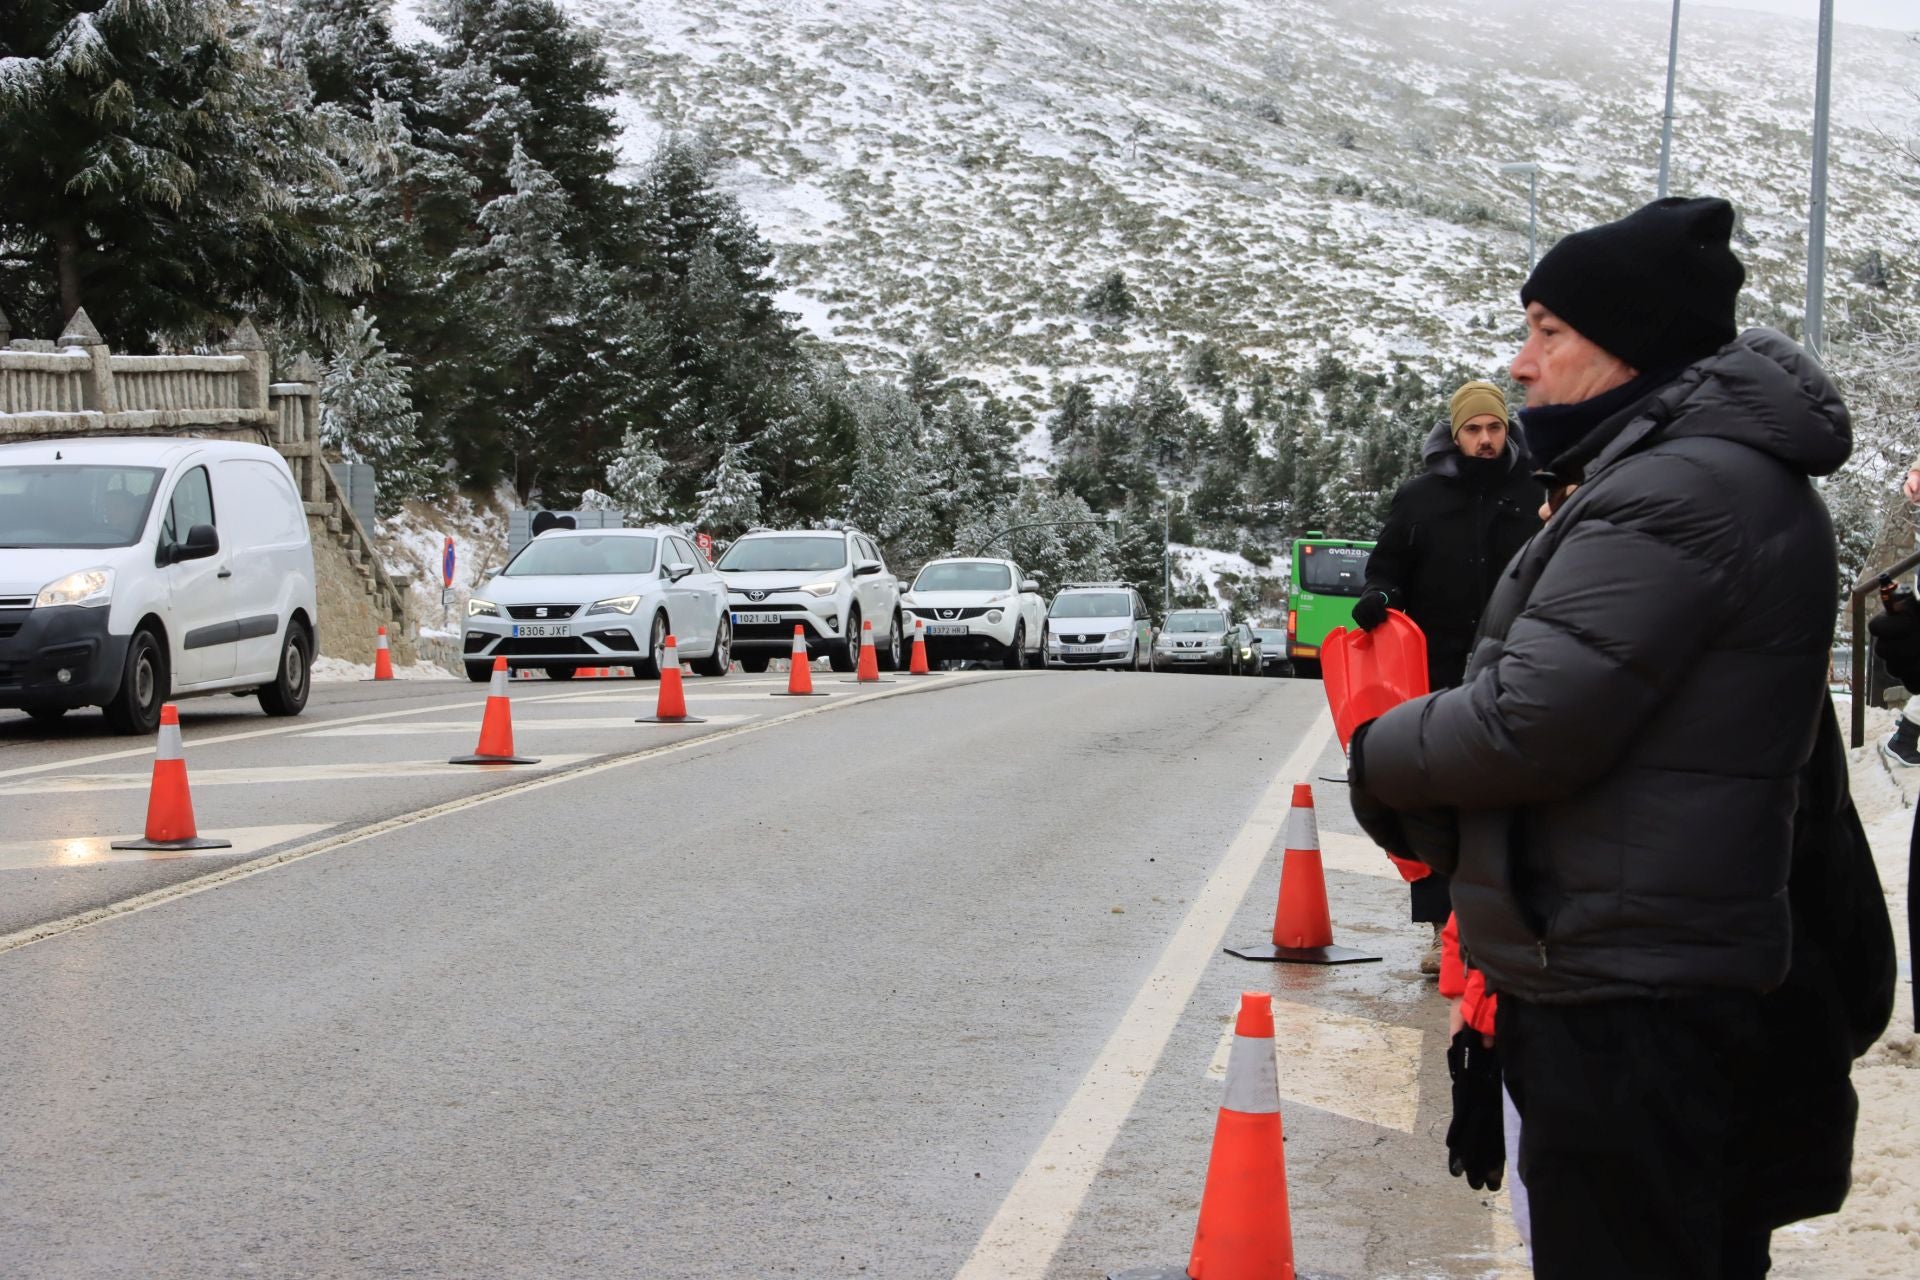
<box><xmin>1363</xmin><ymin>425</ymin><xmax>1542</xmax><ymax>689</ymax></box>
<box><xmin>1361</xmin><ymin>331</ymin><xmax>1851</xmax><ymax>1003</ymax></box>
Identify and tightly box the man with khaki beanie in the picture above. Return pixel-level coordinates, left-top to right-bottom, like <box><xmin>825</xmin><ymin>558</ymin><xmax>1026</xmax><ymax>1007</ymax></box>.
<box><xmin>1354</xmin><ymin>378</ymin><xmax>1541</xmax><ymax>969</ymax></box>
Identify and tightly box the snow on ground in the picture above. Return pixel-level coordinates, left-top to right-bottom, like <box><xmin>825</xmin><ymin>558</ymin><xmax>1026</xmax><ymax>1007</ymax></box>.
<box><xmin>1771</xmin><ymin>701</ymin><xmax>1920</xmax><ymax>1277</ymax></box>
<box><xmin>376</xmin><ymin>489</ymin><xmax>515</xmax><ymax>642</ymax></box>
<box><xmin>311</xmin><ymin>655</ymin><xmax>456</xmax><ymax>683</ymax></box>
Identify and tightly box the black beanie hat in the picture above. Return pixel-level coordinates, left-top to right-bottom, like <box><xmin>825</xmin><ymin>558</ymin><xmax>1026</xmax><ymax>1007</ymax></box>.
<box><xmin>1519</xmin><ymin>197</ymin><xmax>1745</xmax><ymax>372</ymax></box>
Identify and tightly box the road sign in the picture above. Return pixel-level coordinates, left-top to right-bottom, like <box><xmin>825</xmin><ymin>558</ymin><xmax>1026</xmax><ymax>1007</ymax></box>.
<box><xmin>695</xmin><ymin>531</ymin><xmax>713</xmax><ymax>557</ymax></box>
<box><xmin>442</xmin><ymin>537</ymin><xmax>456</xmax><ymax>588</ymax></box>
<box><xmin>440</xmin><ymin>587</ymin><xmax>456</xmax><ymax>607</ymax></box>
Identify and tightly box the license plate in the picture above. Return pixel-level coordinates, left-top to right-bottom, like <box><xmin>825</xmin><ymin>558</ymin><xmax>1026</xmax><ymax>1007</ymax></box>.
<box><xmin>512</xmin><ymin>623</ymin><xmax>569</xmax><ymax>638</ymax></box>
<box><xmin>1059</xmin><ymin>644</ymin><xmax>1101</xmax><ymax>654</ymax></box>
<box><xmin>732</xmin><ymin>612</ymin><xmax>783</xmax><ymax>625</ymax></box>
<box><xmin>926</xmin><ymin>624</ymin><xmax>967</xmax><ymax>636</ymax></box>
<box><xmin>1173</xmin><ymin>651</ymin><xmax>1207</xmax><ymax>660</ymax></box>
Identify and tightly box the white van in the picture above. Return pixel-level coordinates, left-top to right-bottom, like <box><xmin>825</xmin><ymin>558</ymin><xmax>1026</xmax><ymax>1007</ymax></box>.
<box><xmin>0</xmin><ymin>437</ymin><xmax>319</xmax><ymax>733</ymax></box>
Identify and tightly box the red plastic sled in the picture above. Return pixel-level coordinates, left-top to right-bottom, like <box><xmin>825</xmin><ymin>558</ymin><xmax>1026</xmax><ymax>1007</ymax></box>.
<box><xmin>1321</xmin><ymin>609</ymin><xmax>1429</xmax><ymax>752</ymax></box>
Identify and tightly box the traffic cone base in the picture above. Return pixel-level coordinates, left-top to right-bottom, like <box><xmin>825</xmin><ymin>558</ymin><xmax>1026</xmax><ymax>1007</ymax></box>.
<box><xmin>111</xmin><ymin>705</ymin><xmax>233</xmax><ymax>851</ymax></box>
<box><xmin>1227</xmin><ymin>784</ymin><xmax>1379</xmax><ymax>967</ymax></box>
<box><xmin>451</xmin><ymin>657</ymin><xmax>540</xmax><ymax>765</ymax></box>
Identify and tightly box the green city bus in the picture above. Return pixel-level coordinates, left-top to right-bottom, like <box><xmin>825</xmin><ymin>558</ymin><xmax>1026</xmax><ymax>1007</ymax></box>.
<box><xmin>1286</xmin><ymin>534</ymin><xmax>1374</xmax><ymax>679</ymax></box>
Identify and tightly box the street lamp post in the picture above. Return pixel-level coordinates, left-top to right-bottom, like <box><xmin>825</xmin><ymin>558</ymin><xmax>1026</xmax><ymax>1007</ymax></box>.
<box><xmin>1657</xmin><ymin>0</ymin><xmax>1682</xmax><ymax>198</ymax></box>
<box><xmin>1806</xmin><ymin>0</ymin><xmax>1835</xmax><ymax>357</ymax></box>
<box><xmin>1499</xmin><ymin>162</ymin><xmax>1540</xmax><ymax>268</ymax></box>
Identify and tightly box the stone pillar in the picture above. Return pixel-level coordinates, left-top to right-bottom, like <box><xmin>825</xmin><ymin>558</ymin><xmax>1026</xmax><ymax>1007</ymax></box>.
<box><xmin>58</xmin><ymin>307</ymin><xmax>113</xmax><ymax>413</ymax></box>
<box><xmin>227</xmin><ymin>317</ymin><xmax>269</xmax><ymax>409</ymax></box>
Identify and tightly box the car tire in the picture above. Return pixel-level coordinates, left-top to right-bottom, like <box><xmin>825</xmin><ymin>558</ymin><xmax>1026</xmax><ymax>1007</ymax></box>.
<box><xmin>1002</xmin><ymin>622</ymin><xmax>1026</xmax><ymax>670</ymax></box>
<box><xmin>547</xmin><ymin>667</ymin><xmax>577</xmax><ymax>681</ymax></box>
<box><xmin>26</xmin><ymin>706</ymin><xmax>68</xmax><ymax>724</ymax></box>
<box><xmin>634</xmin><ymin>613</ymin><xmax>669</xmax><ymax>679</ymax></box>
<box><xmin>691</xmin><ymin>614</ymin><xmax>732</xmax><ymax>677</ymax></box>
<box><xmin>256</xmin><ymin>622</ymin><xmax>312</xmax><ymax>717</ymax></box>
<box><xmin>103</xmin><ymin>628</ymin><xmax>169</xmax><ymax>736</ymax></box>
<box><xmin>739</xmin><ymin>654</ymin><xmax>772</xmax><ymax>674</ymax></box>
<box><xmin>875</xmin><ymin>612</ymin><xmax>904</xmax><ymax>672</ymax></box>
<box><xmin>464</xmin><ymin>661</ymin><xmax>491</xmax><ymax>683</ymax></box>
<box><xmin>828</xmin><ymin>607</ymin><xmax>861</xmax><ymax>673</ymax></box>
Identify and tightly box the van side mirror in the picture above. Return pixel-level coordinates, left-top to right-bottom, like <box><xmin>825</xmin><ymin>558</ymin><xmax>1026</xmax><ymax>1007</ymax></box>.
<box><xmin>171</xmin><ymin>523</ymin><xmax>219</xmax><ymax>564</ymax></box>
<box><xmin>853</xmin><ymin>559</ymin><xmax>884</xmax><ymax>577</ymax></box>
<box><xmin>665</xmin><ymin>561</ymin><xmax>695</xmax><ymax>582</ymax></box>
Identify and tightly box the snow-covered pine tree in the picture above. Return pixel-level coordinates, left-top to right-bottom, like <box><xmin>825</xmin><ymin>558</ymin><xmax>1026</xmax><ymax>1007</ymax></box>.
<box><xmin>318</xmin><ymin>307</ymin><xmax>434</xmax><ymax>513</ymax></box>
<box><xmin>605</xmin><ymin>427</ymin><xmax>673</xmax><ymax>523</ymax></box>
<box><xmin>1082</xmin><ymin>269</ymin><xmax>1137</xmax><ymax>322</ymax></box>
<box><xmin>694</xmin><ymin>438</ymin><xmax>763</xmax><ymax>540</ymax></box>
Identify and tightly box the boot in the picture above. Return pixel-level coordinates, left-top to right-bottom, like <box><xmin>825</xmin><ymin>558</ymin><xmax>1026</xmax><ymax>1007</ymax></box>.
<box><xmin>1883</xmin><ymin>716</ymin><xmax>1920</xmax><ymax>767</ymax></box>
<box><xmin>1420</xmin><ymin>922</ymin><xmax>1444</xmax><ymax>976</ymax></box>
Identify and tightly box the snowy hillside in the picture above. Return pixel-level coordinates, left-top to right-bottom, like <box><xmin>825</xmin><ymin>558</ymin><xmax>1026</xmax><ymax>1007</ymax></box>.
<box><xmin>507</xmin><ymin>0</ymin><xmax>1920</xmax><ymax>420</ymax></box>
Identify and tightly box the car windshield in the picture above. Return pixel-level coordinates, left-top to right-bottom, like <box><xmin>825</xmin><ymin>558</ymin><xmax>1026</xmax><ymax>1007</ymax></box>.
<box><xmin>1166</xmin><ymin>613</ymin><xmax>1226</xmax><ymax>633</ymax></box>
<box><xmin>914</xmin><ymin>562</ymin><xmax>1012</xmax><ymax>592</ymax></box>
<box><xmin>1254</xmin><ymin>629</ymin><xmax>1286</xmax><ymax>643</ymax></box>
<box><xmin>1299</xmin><ymin>545</ymin><xmax>1369</xmax><ymax>597</ymax></box>
<box><xmin>715</xmin><ymin>536</ymin><xmax>847</xmax><ymax>572</ymax></box>
<box><xmin>0</xmin><ymin>464</ymin><xmax>163</xmax><ymax>549</ymax></box>
<box><xmin>1050</xmin><ymin>592</ymin><xmax>1130</xmax><ymax>618</ymax></box>
<box><xmin>504</xmin><ymin>535</ymin><xmax>658</xmax><ymax>576</ymax></box>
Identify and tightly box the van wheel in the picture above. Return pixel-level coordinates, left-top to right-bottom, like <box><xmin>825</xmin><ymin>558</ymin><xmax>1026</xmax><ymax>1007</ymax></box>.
<box><xmin>105</xmin><ymin>629</ymin><xmax>169</xmax><ymax>736</ymax></box>
<box><xmin>257</xmin><ymin>622</ymin><xmax>312</xmax><ymax>716</ymax></box>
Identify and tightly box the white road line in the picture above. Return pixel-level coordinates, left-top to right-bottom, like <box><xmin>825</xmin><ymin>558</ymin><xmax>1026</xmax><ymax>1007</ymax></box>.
<box><xmin>299</xmin><ymin>717</ymin><xmax>750</xmax><ymax>737</ymax></box>
<box><xmin>952</xmin><ymin>708</ymin><xmax>1334</xmax><ymax>1280</ymax></box>
<box><xmin>1203</xmin><ymin>999</ymin><xmax>1424</xmax><ymax>1132</ymax></box>
<box><xmin>0</xmin><ymin>756</ymin><xmax>596</xmax><ymax>795</ymax></box>
<box><xmin>0</xmin><ymin>824</ymin><xmax>331</xmax><ymax>872</ymax></box>
<box><xmin>0</xmin><ymin>674</ymin><xmax>998</xmax><ymax>958</ymax></box>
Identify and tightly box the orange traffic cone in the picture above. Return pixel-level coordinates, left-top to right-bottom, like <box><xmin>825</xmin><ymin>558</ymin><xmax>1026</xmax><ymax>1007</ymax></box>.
<box><xmin>841</xmin><ymin>620</ymin><xmax>892</xmax><ymax>684</ymax></box>
<box><xmin>908</xmin><ymin>618</ymin><xmax>932</xmax><ymax>674</ymax></box>
<box><xmin>771</xmin><ymin>624</ymin><xmax>829</xmax><ymax>698</ymax></box>
<box><xmin>450</xmin><ymin>656</ymin><xmax>540</xmax><ymax>764</ymax></box>
<box><xmin>635</xmin><ymin>635</ymin><xmax>707</xmax><ymax>723</ymax></box>
<box><xmin>1107</xmin><ymin>992</ymin><xmax>1295</xmax><ymax>1280</ymax></box>
<box><xmin>109</xmin><ymin>704</ymin><xmax>233</xmax><ymax>851</ymax></box>
<box><xmin>367</xmin><ymin>626</ymin><xmax>395</xmax><ymax>681</ymax></box>
<box><xmin>1225</xmin><ymin>784</ymin><xmax>1380</xmax><ymax>965</ymax></box>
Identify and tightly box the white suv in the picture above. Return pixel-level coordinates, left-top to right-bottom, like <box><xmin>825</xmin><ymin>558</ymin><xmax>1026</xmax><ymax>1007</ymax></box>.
<box><xmin>902</xmin><ymin>557</ymin><xmax>1046</xmax><ymax>668</ymax></box>
<box><xmin>714</xmin><ymin>529</ymin><xmax>905</xmax><ymax>673</ymax></box>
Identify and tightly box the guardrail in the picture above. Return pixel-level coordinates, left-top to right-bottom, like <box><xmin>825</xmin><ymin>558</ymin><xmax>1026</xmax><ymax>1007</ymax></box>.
<box><xmin>1848</xmin><ymin>548</ymin><xmax>1920</xmax><ymax>748</ymax></box>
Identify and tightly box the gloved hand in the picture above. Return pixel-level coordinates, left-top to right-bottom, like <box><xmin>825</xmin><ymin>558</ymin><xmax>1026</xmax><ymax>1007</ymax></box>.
<box><xmin>1445</xmin><ymin>1026</ymin><xmax>1506</xmax><ymax>1192</ymax></box>
<box><xmin>1351</xmin><ymin>589</ymin><xmax>1390</xmax><ymax>631</ymax></box>
<box><xmin>1349</xmin><ymin>722</ymin><xmax>1459</xmax><ymax>875</ymax></box>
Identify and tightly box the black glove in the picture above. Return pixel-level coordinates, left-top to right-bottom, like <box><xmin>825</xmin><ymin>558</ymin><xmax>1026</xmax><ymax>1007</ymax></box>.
<box><xmin>1351</xmin><ymin>589</ymin><xmax>1390</xmax><ymax>632</ymax></box>
<box><xmin>1444</xmin><ymin>1026</ymin><xmax>1506</xmax><ymax>1192</ymax></box>
<box><xmin>1348</xmin><ymin>722</ymin><xmax>1460</xmax><ymax>874</ymax></box>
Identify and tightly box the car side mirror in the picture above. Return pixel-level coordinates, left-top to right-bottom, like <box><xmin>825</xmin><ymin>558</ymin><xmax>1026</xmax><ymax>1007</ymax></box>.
<box><xmin>665</xmin><ymin>561</ymin><xmax>695</xmax><ymax>582</ymax></box>
<box><xmin>853</xmin><ymin>559</ymin><xmax>884</xmax><ymax>577</ymax></box>
<box><xmin>1020</xmin><ymin>580</ymin><xmax>1039</xmax><ymax>594</ymax></box>
<box><xmin>171</xmin><ymin>523</ymin><xmax>219</xmax><ymax>564</ymax></box>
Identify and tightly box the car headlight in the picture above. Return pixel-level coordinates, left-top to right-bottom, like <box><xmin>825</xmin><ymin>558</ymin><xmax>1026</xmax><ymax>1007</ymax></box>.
<box><xmin>36</xmin><ymin>568</ymin><xmax>113</xmax><ymax>608</ymax></box>
<box><xmin>587</xmin><ymin>595</ymin><xmax>640</xmax><ymax>616</ymax></box>
<box><xmin>468</xmin><ymin>598</ymin><xmax>500</xmax><ymax>618</ymax></box>
<box><xmin>1109</xmin><ymin>629</ymin><xmax>1132</xmax><ymax>641</ymax></box>
<box><xmin>986</xmin><ymin>609</ymin><xmax>1004</xmax><ymax>624</ymax></box>
<box><xmin>798</xmin><ymin>580</ymin><xmax>839</xmax><ymax>598</ymax></box>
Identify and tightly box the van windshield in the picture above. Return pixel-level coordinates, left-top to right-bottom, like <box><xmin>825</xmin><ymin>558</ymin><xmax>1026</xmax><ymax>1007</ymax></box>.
<box><xmin>1050</xmin><ymin>592</ymin><xmax>1130</xmax><ymax>618</ymax></box>
<box><xmin>0</xmin><ymin>465</ymin><xmax>164</xmax><ymax>549</ymax></box>
<box><xmin>505</xmin><ymin>535</ymin><xmax>659</xmax><ymax>576</ymax></box>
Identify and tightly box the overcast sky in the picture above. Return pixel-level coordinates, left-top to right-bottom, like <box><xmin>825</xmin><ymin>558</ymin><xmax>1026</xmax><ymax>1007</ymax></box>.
<box><xmin>1706</xmin><ymin>0</ymin><xmax>1916</xmax><ymax>31</ymax></box>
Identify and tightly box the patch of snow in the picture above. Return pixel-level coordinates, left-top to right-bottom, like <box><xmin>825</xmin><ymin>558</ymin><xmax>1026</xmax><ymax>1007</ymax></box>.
<box><xmin>312</xmin><ymin>655</ymin><xmax>456</xmax><ymax>683</ymax></box>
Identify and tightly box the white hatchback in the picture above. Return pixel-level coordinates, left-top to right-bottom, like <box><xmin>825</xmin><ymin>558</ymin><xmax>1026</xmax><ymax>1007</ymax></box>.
<box><xmin>901</xmin><ymin>557</ymin><xmax>1046</xmax><ymax>668</ymax></box>
<box><xmin>464</xmin><ymin>527</ymin><xmax>731</xmax><ymax>681</ymax></box>
<box><xmin>0</xmin><ymin>437</ymin><xmax>318</xmax><ymax>733</ymax></box>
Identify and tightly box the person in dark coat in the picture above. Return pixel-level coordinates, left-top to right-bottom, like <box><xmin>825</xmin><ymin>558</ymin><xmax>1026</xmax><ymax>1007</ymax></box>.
<box><xmin>1348</xmin><ymin>197</ymin><xmax>1861</xmax><ymax>1278</ymax></box>
<box><xmin>1354</xmin><ymin>381</ymin><xmax>1541</xmax><ymax>969</ymax></box>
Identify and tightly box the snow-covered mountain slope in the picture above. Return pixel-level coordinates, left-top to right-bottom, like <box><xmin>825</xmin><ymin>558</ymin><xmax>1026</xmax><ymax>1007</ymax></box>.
<box><xmin>544</xmin><ymin>0</ymin><xmax>1917</xmax><ymax>416</ymax></box>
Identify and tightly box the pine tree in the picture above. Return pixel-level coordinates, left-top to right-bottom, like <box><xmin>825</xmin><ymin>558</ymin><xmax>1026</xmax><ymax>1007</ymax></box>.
<box><xmin>0</xmin><ymin>0</ymin><xmax>371</xmax><ymax>346</ymax></box>
<box><xmin>318</xmin><ymin>306</ymin><xmax>433</xmax><ymax>512</ymax></box>
<box><xmin>694</xmin><ymin>438</ymin><xmax>763</xmax><ymax>539</ymax></box>
<box><xmin>605</xmin><ymin>426</ymin><xmax>673</xmax><ymax>522</ymax></box>
<box><xmin>1082</xmin><ymin>268</ymin><xmax>1137</xmax><ymax>322</ymax></box>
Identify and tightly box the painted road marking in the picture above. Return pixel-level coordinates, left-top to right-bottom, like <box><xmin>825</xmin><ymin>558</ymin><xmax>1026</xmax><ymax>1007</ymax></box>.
<box><xmin>1317</xmin><ymin>829</ymin><xmax>1403</xmax><ymax>879</ymax></box>
<box><xmin>0</xmin><ymin>757</ymin><xmax>596</xmax><ymax>796</ymax></box>
<box><xmin>299</xmin><ymin>717</ymin><xmax>751</xmax><ymax>737</ymax></box>
<box><xmin>0</xmin><ymin>673</ymin><xmax>999</xmax><ymax>958</ymax></box>
<box><xmin>953</xmin><ymin>709</ymin><xmax>1335</xmax><ymax>1280</ymax></box>
<box><xmin>1204</xmin><ymin>999</ymin><xmax>1424</xmax><ymax>1132</ymax></box>
<box><xmin>0</xmin><ymin>824</ymin><xmax>332</xmax><ymax>873</ymax></box>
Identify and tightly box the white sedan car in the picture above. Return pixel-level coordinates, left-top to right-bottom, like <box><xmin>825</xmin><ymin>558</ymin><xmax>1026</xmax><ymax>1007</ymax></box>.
<box><xmin>463</xmin><ymin>527</ymin><xmax>731</xmax><ymax>681</ymax></box>
<box><xmin>901</xmin><ymin>557</ymin><xmax>1046</xmax><ymax>668</ymax></box>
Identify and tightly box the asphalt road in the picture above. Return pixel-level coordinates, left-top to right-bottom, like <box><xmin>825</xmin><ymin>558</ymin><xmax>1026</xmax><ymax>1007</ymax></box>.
<box><xmin>0</xmin><ymin>669</ymin><xmax>1528</xmax><ymax>1278</ymax></box>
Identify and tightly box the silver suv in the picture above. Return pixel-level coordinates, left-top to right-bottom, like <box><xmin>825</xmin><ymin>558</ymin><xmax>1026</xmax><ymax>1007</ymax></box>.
<box><xmin>1152</xmin><ymin>607</ymin><xmax>1236</xmax><ymax>674</ymax></box>
<box><xmin>714</xmin><ymin>529</ymin><xmax>905</xmax><ymax>672</ymax></box>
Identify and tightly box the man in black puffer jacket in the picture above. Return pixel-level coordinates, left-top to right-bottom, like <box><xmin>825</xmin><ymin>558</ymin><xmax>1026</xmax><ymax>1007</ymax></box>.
<box><xmin>1350</xmin><ymin>198</ymin><xmax>1853</xmax><ymax>1278</ymax></box>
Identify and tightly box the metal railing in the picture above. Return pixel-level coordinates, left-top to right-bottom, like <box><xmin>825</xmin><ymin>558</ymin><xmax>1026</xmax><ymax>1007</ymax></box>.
<box><xmin>1848</xmin><ymin>548</ymin><xmax>1920</xmax><ymax>748</ymax></box>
